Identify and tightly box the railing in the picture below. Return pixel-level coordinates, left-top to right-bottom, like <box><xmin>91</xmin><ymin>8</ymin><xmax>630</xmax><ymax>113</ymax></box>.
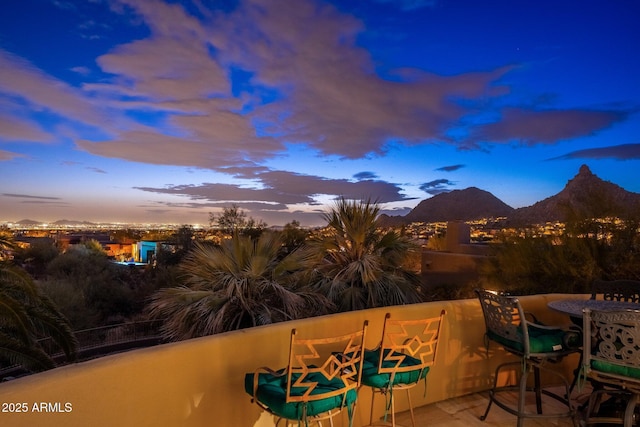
<box><xmin>40</xmin><ymin>319</ymin><xmax>164</xmax><ymax>357</ymax></box>
<box><xmin>0</xmin><ymin>320</ymin><xmax>164</xmax><ymax>379</ymax></box>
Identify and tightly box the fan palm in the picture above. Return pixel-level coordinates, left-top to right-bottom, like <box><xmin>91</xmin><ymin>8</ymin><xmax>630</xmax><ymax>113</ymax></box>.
<box><xmin>0</xmin><ymin>263</ymin><xmax>77</xmax><ymax>373</ymax></box>
<box><xmin>310</xmin><ymin>198</ymin><xmax>421</xmax><ymax>311</ymax></box>
<box><xmin>148</xmin><ymin>232</ymin><xmax>332</xmax><ymax>340</ymax></box>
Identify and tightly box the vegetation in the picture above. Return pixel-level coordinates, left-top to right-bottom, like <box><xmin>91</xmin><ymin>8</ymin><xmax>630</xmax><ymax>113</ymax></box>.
<box><xmin>480</xmin><ymin>217</ymin><xmax>640</xmax><ymax>295</ymax></box>
<box><xmin>147</xmin><ymin>232</ymin><xmax>332</xmax><ymax>340</ymax></box>
<box><xmin>308</xmin><ymin>198</ymin><xmax>421</xmax><ymax>312</ymax></box>
<box><xmin>0</xmin><ymin>262</ymin><xmax>77</xmax><ymax>373</ymax></box>
<box><xmin>209</xmin><ymin>204</ymin><xmax>267</xmax><ymax>238</ymax></box>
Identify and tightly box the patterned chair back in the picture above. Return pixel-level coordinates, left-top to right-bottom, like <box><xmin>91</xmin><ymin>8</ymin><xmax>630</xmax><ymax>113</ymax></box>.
<box><xmin>476</xmin><ymin>289</ymin><xmax>530</xmax><ymax>356</ymax></box>
<box><xmin>583</xmin><ymin>308</ymin><xmax>640</xmax><ymax>392</ymax></box>
<box><xmin>286</xmin><ymin>322</ymin><xmax>368</xmax><ymax>403</ymax></box>
<box><xmin>591</xmin><ymin>279</ymin><xmax>640</xmax><ymax>303</ymax></box>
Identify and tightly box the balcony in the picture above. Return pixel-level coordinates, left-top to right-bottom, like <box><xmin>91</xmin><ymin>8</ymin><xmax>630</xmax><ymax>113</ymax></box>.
<box><xmin>0</xmin><ymin>294</ymin><xmax>585</xmax><ymax>426</ymax></box>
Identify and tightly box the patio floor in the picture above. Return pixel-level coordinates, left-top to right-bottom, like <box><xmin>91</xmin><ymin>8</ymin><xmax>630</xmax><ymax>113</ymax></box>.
<box><xmin>389</xmin><ymin>385</ymin><xmax>596</xmax><ymax>427</ymax></box>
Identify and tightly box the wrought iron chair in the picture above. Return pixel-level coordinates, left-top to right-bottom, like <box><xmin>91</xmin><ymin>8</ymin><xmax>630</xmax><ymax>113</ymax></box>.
<box><xmin>359</xmin><ymin>311</ymin><xmax>446</xmax><ymax>427</ymax></box>
<box><xmin>245</xmin><ymin>321</ymin><xmax>368</xmax><ymax>427</ymax></box>
<box><xmin>582</xmin><ymin>308</ymin><xmax>640</xmax><ymax>426</ymax></box>
<box><xmin>591</xmin><ymin>279</ymin><xmax>640</xmax><ymax>303</ymax></box>
<box><xmin>475</xmin><ymin>289</ymin><xmax>580</xmax><ymax>427</ymax></box>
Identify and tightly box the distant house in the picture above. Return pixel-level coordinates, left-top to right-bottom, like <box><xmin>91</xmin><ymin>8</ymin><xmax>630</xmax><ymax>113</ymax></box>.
<box><xmin>134</xmin><ymin>241</ymin><xmax>162</xmax><ymax>263</ymax></box>
<box><xmin>421</xmin><ymin>221</ymin><xmax>490</xmax><ymax>288</ymax></box>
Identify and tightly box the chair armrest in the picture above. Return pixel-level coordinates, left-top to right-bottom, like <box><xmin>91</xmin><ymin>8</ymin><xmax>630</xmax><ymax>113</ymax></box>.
<box><xmin>524</xmin><ymin>312</ymin><xmax>539</xmax><ymax>324</ymax></box>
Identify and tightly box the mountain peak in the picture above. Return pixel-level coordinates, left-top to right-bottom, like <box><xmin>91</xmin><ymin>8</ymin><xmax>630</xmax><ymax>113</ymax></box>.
<box><xmin>578</xmin><ymin>164</ymin><xmax>593</xmax><ymax>176</ymax></box>
<box><xmin>403</xmin><ymin>187</ymin><xmax>514</xmax><ymax>223</ymax></box>
<box><xmin>509</xmin><ymin>164</ymin><xmax>640</xmax><ymax>225</ymax></box>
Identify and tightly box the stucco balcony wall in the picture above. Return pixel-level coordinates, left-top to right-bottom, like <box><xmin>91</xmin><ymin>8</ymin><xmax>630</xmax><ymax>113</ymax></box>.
<box><xmin>0</xmin><ymin>294</ymin><xmax>581</xmax><ymax>427</ymax></box>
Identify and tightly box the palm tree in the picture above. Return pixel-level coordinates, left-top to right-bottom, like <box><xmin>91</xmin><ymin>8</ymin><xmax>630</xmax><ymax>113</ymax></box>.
<box><xmin>147</xmin><ymin>232</ymin><xmax>332</xmax><ymax>340</ymax></box>
<box><xmin>310</xmin><ymin>198</ymin><xmax>421</xmax><ymax>311</ymax></box>
<box><xmin>0</xmin><ymin>263</ymin><xmax>77</xmax><ymax>373</ymax></box>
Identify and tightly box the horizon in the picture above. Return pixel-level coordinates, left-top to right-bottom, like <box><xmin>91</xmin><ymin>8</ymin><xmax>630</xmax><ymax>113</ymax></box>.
<box><xmin>1</xmin><ymin>0</ymin><xmax>639</xmax><ymax>227</ymax></box>
<box><xmin>5</xmin><ymin>162</ymin><xmax>636</xmax><ymax>228</ymax></box>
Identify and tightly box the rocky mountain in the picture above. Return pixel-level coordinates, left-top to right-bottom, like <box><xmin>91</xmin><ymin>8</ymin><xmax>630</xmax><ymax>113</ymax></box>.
<box><xmin>379</xmin><ymin>165</ymin><xmax>640</xmax><ymax>226</ymax></box>
<box><xmin>380</xmin><ymin>187</ymin><xmax>515</xmax><ymax>226</ymax></box>
<box><xmin>508</xmin><ymin>164</ymin><xmax>640</xmax><ymax>226</ymax></box>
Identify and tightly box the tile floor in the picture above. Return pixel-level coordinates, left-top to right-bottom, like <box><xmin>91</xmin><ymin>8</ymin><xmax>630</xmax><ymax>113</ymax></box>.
<box><xmin>390</xmin><ymin>385</ymin><xmax>596</xmax><ymax>427</ymax></box>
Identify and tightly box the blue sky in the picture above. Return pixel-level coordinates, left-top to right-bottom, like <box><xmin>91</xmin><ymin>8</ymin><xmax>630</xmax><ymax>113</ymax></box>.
<box><xmin>1</xmin><ymin>0</ymin><xmax>638</xmax><ymax>226</ymax></box>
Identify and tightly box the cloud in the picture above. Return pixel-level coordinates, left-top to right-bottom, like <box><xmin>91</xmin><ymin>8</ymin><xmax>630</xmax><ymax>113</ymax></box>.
<box><xmin>0</xmin><ymin>49</ymin><xmax>114</xmax><ymax>132</ymax></box>
<box><xmin>0</xmin><ymin>114</ymin><xmax>54</xmax><ymax>144</ymax></box>
<box><xmin>353</xmin><ymin>171</ymin><xmax>378</xmax><ymax>180</ymax></box>
<box><xmin>5</xmin><ymin>0</ymin><xmax>512</xmax><ymax>173</ymax></box>
<box><xmin>217</xmin><ymin>0</ymin><xmax>510</xmax><ymax>158</ymax></box>
<box><xmin>86</xmin><ymin>166</ymin><xmax>108</xmax><ymax>174</ymax></box>
<box><xmin>436</xmin><ymin>164</ymin><xmax>465</xmax><ymax>172</ymax></box>
<box><xmin>549</xmin><ymin>143</ymin><xmax>640</xmax><ymax>161</ymax></box>
<box><xmin>419</xmin><ymin>178</ymin><xmax>454</xmax><ymax>195</ymax></box>
<box><xmin>134</xmin><ymin>170</ymin><xmax>413</xmax><ymax>211</ymax></box>
<box><xmin>0</xmin><ymin>149</ymin><xmax>24</xmax><ymax>161</ymax></box>
<box><xmin>2</xmin><ymin>193</ymin><xmax>62</xmax><ymax>200</ymax></box>
<box><xmin>468</xmin><ymin>107</ymin><xmax>628</xmax><ymax>147</ymax></box>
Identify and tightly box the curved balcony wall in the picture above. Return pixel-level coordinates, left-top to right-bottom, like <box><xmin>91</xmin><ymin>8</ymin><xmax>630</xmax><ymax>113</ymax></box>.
<box><xmin>0</xmin><ymin>294</ymin><xmax>580</xmax><ymax>427</ymax></box>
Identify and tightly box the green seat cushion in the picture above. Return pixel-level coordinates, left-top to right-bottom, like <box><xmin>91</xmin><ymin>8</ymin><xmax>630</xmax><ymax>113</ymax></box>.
<box><xmin>488</xmin><ymin>324</ymin><xmax>580</xmax><ymax>354</ymax></box>
<box><xmin>360</xmin><ymin>349</ymin><xmax>429</xmax><ymax>389</ymax></box>
<box><xmin>244</xmin><ymin>368</ymin><xmax>356</xmax><ymax>420</ymax></box>
<box><xmin>592</xmin><ymin>360</ymin><xmax>640</xmax><ymax>379</ymax></box>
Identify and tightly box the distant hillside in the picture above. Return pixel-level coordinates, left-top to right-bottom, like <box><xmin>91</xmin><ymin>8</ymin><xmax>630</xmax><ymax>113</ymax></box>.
<box><xmin>53</xmin><ymin>219</ymin><xmax>97</xmax><ymax>226</ymax></box>
<box><xmin>378</xmin><ymin>164</ymin><xmax>640</xmax><ymax>227</ymax></box>
<box><xmin>508</xmin><ymin>164</ymin><xmax>640</xmax><ymax>226</ymax></box>
<box><xmin>16</xmin><ymin>219</ymin><xmax>41</xmax><ymax>225</ymax></box>
<box><xmin>380</xmin><ymin>187</ymin><xmax>514</xmax><ymax>226</ymax></box>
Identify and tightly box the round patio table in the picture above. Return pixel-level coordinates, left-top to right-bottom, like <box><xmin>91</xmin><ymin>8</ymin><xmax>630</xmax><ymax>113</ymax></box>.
<box><xmin>548</xmin><ymin>298</ymin><xmax>640</xmax><ymax>318</ymax></box>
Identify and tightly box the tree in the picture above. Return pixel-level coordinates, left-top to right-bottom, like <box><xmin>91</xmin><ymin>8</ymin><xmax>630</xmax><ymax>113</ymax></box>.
<box><xmin>281</xmin><ymin>220</ymin><xmax>309</xmax><ymax>253</ymax></box>
<box><xmin>147</xmin><ymin>232</ymin><xmax>332</xmax><ymax>340</ymax></box>
<box><xmin>0</xmin><ymin>226</ymin><xmax>13</xmax><ymax>260</ymax></box>
<box><xmin>43</xmin><ymin>245</ymin><xmax>134</xmax><ymax>329</ymax></box>
<box><xmin>209</xmin><ymin>204</ymin><xmax>267</xmax><ymax>238</ymax></box>
<box><xmin>0</xmin><ymin>263</ymin><xmax>77</xmax><ymax>373</ymax></box>
<box><xmin>309</xmin><ymin>198</ymin><xmax>421</xmax><ymax>312</ymax></box>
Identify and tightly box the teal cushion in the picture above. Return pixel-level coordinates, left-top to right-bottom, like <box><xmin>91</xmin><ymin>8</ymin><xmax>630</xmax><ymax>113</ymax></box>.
<box><xmin>360</xmin><ymin>349</ymin><xmax>429</xmax><ymax>389</ymax></box>
<box><xmin>488</xmin><ymin>324</ymin><xmax>580</xmax><ymax>354</ymax></box>
<box><xmin>592</xmin><ymin>360</ymin><xmax>640</xmax><ymax>379</ymax></box>
<box><xmin>244</xmin><ymin>368</ymin><xmax>356</xmax><ymax>420</ymax></box>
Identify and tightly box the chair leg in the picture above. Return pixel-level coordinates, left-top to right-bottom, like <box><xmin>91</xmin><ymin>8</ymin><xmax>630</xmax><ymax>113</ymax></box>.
<box><xmin>568</xmin><ymin>351</ymin><xmax>583</xmax><ymax>396</ymax></box>
<box><xmin>534</xmin><ymin>366</ymin><xmax>543</xmax><ymax>414</ymax></box>
<box><xmin>480</xmin><ymin>364</ymin><xmax>501</xmax><ymax>421</ymax></box>
<box><xmin>623</xmin><ymin>393</ymin><xmax>639</xmax><ymax>427</ymax></box>
<box><xmin>406</xmin><ymin>389</ymin><xmax>416</xmax><ymax>427</ymax></box>
<box><xmin>518</xmin><ymin>364</ymin><xmax>530</xmax><ymax>427</ymax></box>
<box><xmin>369</xmin><ymin>390</ymin><xmax>376</xmax><ymax>426</ymax></box>
<box><xmin>390</xmin><ymin>392</ymin><xmax>395</xmax><ymax>427</ymax></box>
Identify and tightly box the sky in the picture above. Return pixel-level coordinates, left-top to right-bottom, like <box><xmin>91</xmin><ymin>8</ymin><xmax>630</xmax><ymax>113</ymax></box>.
<box><xmin>1</xmin><ymin>0</ymin><xmax>639</xmax><ymax>227</ymax></box>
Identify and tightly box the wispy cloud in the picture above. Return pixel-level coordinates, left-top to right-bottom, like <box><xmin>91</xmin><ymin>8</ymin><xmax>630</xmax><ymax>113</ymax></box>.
<box><xmin>419</xmin><ymin>178</ymin><xmax>454</xmax><ymax>195</ymax></box>
<box><xmin>3</xmin><ymin>193</ymin><xmax>62</xmax><ymax>200</ymax></box>
<box><xmin>134</xmin><ymin>169</ymin><xmax>413</xmax><ymax>210</ymax></box>
<box><xmin>86</xmin><ymin>166</ymin><xmax>108</xmax><ymax>174</ymax></box>
<box><xmin>353</xmin><ymin>171</ymin><xmax>378</xmax><ymax>180</ymax></box>
<box><xmin>549</xmin><ymin>143</ymin><xmax>640</xmax><ymax>161</ymax></box>
<box><xmin>0</xmin><ymin>114</ymin><xmax>54</xmax><ymax>144</ymax></box>
<box><xmin>468</xmin><ymin>108</ymin><xmax>628</xmax><ymax>147</ymax></box>
<box><xmin>436</xmin><ymin>164</ymin><xmax>465</xmax><ymax>172</ymax></box>
<box><xmin>0</xmin><ymin>149</ymin><xmax>25</xmax><ymax>161</ymax></box>
<box><xmin>0</xmin><ymin>49</ymin><xmax>115</xmax><ymax>134</ymax></box>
